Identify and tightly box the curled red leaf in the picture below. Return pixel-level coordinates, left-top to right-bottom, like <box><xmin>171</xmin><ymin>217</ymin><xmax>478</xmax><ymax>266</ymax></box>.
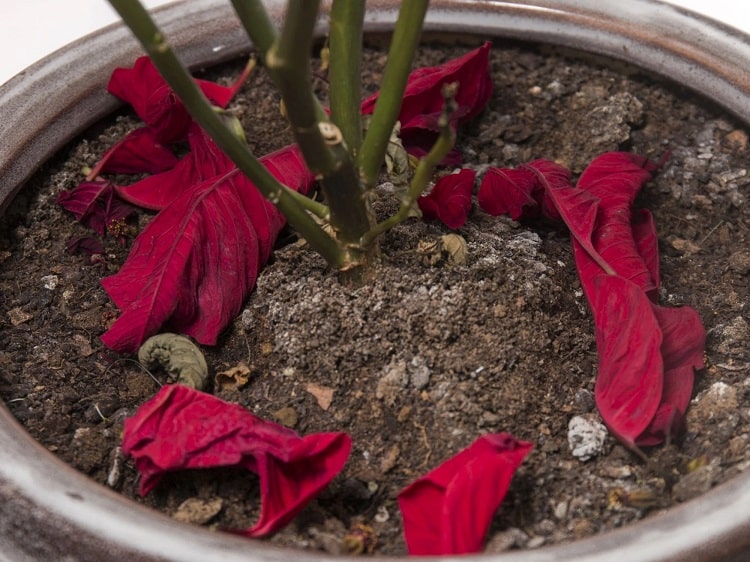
<box><xmin>398</xmin><ymin>433</ymin><xmax>532</xmax><ymax>555</ymax></box>
<box><xmin>122</xmin><ymin>384</ymin><xmax>352</xmax><ymax>537</ymax></box>
<box><xmin>417</xmin><ymin>168</ymin><xmax>476</xmax><ymax>229</ymax></box>
<box><xmin>361</xmin><ymin>42</ymin><xmax>493</xmax><ymax>159</ymax></box>
<box><xmin>107</xmin><ymin>56</ymin><xmax>249</xmax><ymax>144</ymax></box>
<box><xmin>86</xmin><ymin>127</ymin><xmax>178</xmax><ymax>180</ymax></box>
<box><xmin>91</xmin><ymin>56</ymin><xmax>251</xmax><ymax>181</ymax></box>
<box><xmin>477</xmin><ymin>152</ymin><xmax>706</xmax><ymax>447</ymax></box>
<box><xmin>56</xmin><ymin>180</ymin><xmax>134</xmax><ymax>237</ymax></box>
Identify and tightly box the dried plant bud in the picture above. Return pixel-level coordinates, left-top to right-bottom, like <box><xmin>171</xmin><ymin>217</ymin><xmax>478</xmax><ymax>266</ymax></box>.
<box><xmin>417</xmin><ymin>234</ymin><xmax>468</xmax><ymax>267</ymax></box>
<box><xmin>441</xmin><ymin>233</ymin><xmax>468</xmax><ymax>265</ymax></box>
<box><xmin>319</xmin><ymin>45</ymin><xmax>330</xmax><ymax>72</ymax></box>
<box><xmin>417</xmin><ymin>238</ymin><xmax>443</xmax><ymax>267</ymax></box>
<box><xmin>138</xmin><ymin>333</ymin><xmax>209</xmax><ymax>390</ymax></box>
<box><xmin>342</xmin><ymin>522</ymin><xmax>377</xmax><ymax>555</ymax></box>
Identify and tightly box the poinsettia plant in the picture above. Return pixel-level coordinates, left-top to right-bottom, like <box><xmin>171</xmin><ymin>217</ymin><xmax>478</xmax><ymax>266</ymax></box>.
<box><xmin>54</xmin><ymin>0</ymin><xmax>707</xmax><ymax>555</ymax></box>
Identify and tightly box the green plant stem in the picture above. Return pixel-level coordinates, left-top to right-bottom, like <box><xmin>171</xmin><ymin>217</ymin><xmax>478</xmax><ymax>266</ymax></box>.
<box><xmin>358</xmin><ymin>0</ymin><xmax>429</xmax><ymax>189</ymax></box>
<box><xmin>107</xmin><ymin>0</ymin><xmax>345</xmax><ymax>268</ymax></box>
<box><xmin>287</xmin><ymin>189</ymin><xmax>330</xmax><ymax>221</ymax></box>
<box><xmin>228</xmin><ymin>0</ymin><xmax>278</xmax><ymax>54</ymax></box>
<box><xmin>329</xmin><ymin>0</ymin><xmax>364</xmax><ymax>155</ymax></box>
<box><xmin>361</xmin><ymin>85</ymin><xmax>458</xmax><ymax>246</ymax></box>
<box><xmin>264</xmin><ymin>0</ymin><xmax>335</xmax><ymax>173</ymax></box>
<box><xmin>262</xmin><ymin>0</ymin><xmax>374</xmax><ymax>251</ymax></box>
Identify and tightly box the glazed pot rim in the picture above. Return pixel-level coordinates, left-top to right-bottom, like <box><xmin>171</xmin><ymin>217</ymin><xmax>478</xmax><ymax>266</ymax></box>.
<box><xmin>1</xmin><ymin>1</ymin><xmax>749</xmax><ymax>560</ymax></box>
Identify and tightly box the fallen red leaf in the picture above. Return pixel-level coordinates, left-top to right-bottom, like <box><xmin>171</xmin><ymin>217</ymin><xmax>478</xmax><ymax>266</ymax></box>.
<box><xmin>417</xmin><ymin>168</ymin><xmax>476</xmax><ymax>229</ymax></box>
<box><xmin>100</xmin><ymin>128</ymin><xmax>313</xmax><ymax>353</ymax></box>
<box><xmin>86</xmin><ymin>127</ymin><xmax>178</xmax><ymax>180</ymax></box>
<box><xmin>121</xmin><ymin>384</ymin><xmax>352</xmax><ymax>537</ymax></box>
<box><xmin>56</xmin><ymin>180</ymin><xmax>134</xmax><ymax>237</ymax></box>
<box><xmin>574</xmin><ymin>152</ymin><xmax>659</xmax><ymax>296</ymax></box>
<box><xmin>398</xmin><ymin>433</ymin><xmax>532</xmax><ymax>555</ymax></box>
<box><xmin>108</xmin><ymin>56</ymin><xmax>250</xmax><ymax>144</ymax></box>
<box><xmin>477</xmin><ymin>152</ymin><xmax>706</xmax><ymax>447</ymax></box>
<box><xmin>361</xmin><ymin>41</ymin><xmax>493</xmax><ymax>159</ymax></box>
<box><xmin>88</xmin><ymin>56</ymin><xmax>252</xmax><ymax>182</ymax></box>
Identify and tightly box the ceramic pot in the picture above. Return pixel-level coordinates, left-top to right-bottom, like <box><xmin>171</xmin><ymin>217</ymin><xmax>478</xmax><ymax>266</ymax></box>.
<box><xmin>1</xmin><ymin>1</ymin><xmax>749</xmax><ymax>560</ymax></box>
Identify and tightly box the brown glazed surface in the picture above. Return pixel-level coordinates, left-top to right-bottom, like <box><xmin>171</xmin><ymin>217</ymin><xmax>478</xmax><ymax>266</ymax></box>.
<box><xmin>0</xmin><ymin>1</ymin><xmax>749</xmax><ymax>560</ymax></box>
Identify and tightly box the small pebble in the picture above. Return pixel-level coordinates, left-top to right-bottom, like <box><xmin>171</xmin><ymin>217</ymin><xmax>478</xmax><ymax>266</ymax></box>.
<box><xmin>568</xmin><ymin>414</ymin><xmax>608</xmax><ymax>461</ymax></box>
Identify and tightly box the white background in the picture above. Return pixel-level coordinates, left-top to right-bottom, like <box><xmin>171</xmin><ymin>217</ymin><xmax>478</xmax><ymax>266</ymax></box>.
<box><xmin>0</xmin><ymin>0</ymin><xmax>744</xmax><ymax>86</ymax></box>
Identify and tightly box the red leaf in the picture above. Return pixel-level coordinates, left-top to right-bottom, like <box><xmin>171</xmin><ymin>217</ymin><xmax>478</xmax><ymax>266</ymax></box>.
<box><xmin>589</xmin><ymin>275</ymin><xmax>705</xmax><ymax>447</ymax></box>
<box><xmin>398</xmin><ymin>433</ymin><xmax>532</xmax><ymax>555</ymax></box>
<box><xmin>107</xmin><ymin>56</ymin><xmax>249</xmax><ymax>145</ymax></box>
<box><xmin>631</xmin><ymin>208</ymin><xmax>660</xmax><ymax>298</ymax></box>
<box><xmin>114</xmin><ymin>124</ymin><xmax>228</xmax><ymax>211</ymax></box>
<box><xmin>636</xmin><ymin>303</ymin><xmax>705</xmax><ymax>445</ymax></box>
<box><xmin>86</xmin><ymin>127</ymin><xmax>178</xmax><ymax>180</ymax></box>
<box><xmin>477</xmin><ymin>152</ymin><xmax>705</xmax><ymax>447</ymax></box>
<box><xmin>66</xmin><ymin>236</ymin><xmax>105</xmax><ymax>257</ymax></box>
<box><xmin>56</xmin><ymin>180</ymin><xmax>134</xmax><ymax>237</ymax></box>
<box><xmin>122</xmin><ymin>384</ymin><xmax>351</xmax><ymax>537</ymax></box>
<box><xmin>100</xmin><ymin>130</ymin><xmax>314</xmax><ymax>353</ymax></box>
<box><xmin>589</xmin><ymin>275</ymin><xmax>664</xmax><ymax>445</ymax></box>
<box><xmin>570</xmin><ymin>153</ymin><xmax>704</xmax><ymax>447</ymax></box>
<box><xmin>361</xmin><ymin>42</ymin><xmax>493</xmax><ymax>158</ymax></box>
<box><xmin>417</xmin><ymin>168</ymin><xmax>475</xmax><ymax>229</ymax></box>
<box><xmin>477</xmin><ymin>165</ymin><xmax>540</xmax><ymax>220</ymax></box>
<box><xmin>575</xmin><ymin>152</ymin><xmax>659</xmax><ymax>294</ymax></box>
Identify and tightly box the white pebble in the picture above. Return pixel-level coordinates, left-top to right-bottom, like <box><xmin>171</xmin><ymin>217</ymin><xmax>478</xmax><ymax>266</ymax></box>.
<box><xmin>568</xmin><ymin>414</ymin><xmax>608</xmax><ymax>461</ymax></box>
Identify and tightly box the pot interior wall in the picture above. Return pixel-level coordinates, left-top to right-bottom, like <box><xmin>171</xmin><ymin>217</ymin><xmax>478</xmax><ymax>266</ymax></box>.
<box><xmin>0</xmin><ymin>1</ymin><xmax>749</xmax><ymax>561</ymax></box>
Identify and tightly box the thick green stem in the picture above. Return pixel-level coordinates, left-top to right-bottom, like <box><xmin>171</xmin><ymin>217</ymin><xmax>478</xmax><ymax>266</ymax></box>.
<box><xmin>228</xmin><ymin>0</ymin><xmax>278</xmax><ymax>54</ymax></box>
<box><xmin>264</xmin><ymin>0</ymin><xmax>374</xmax><ymax>249</ymax></box>
<box><xmin>361</xmin><ymin>84</ymin><xmax>458</xmax><ymax>246</ymax></box>
<box><xmin>358</xmin><ymin>0</ymin><xmax>429</xmax><ymax>189</ymax></box>
<box><xmin>329</xmin><ymin>0</ymin><xmax>364</xmax><ymax>155</ymax></box>
<box><xmin>108</xmin><ymin>0</ymin><xmax>345</xmax><ymax>268</ymax></box>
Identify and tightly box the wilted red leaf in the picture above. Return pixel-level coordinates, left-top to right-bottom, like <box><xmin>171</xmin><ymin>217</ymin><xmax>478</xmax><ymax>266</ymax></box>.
<box><xmin>417</xmin><ymin>168</ymin><xmax>476</xmax><ymax>229</ymax></box>
<box><xmin>66</xmin><ymin>236</ymin><xmax>105</xmax><ymax>257</ymax></box>
<box><xmin>56</xmin><ymin>180</ymin><xmax>134</xmax><ymax>237</ymax></box>
<box><xmin>100</xmin><ymin>129</ymin><xmax>313</xmax><ymax>353</ymax></box>
<box><xmin>86</xmin><ymin>127</ymin><xmax>178</xmax><ymax>180</ymax></box>
<box><xmin>90</xmin><ymin>56</ymin><xmax>252</xmax><ymax>183</ymax></box>
<box><xmin>361</xmin><ymin>41</ymin><xmax>493</xmax><ymax>158</ymax></box>
<box><xmin>478</xmin><ymin>152</ymin><xmax>705</xmax><ymax>448</ymax></box>
<box><xmin>477</xmin><ymin>165</ymin><xmax>542</xmax><ymax>220</ymax></box>
<box><xmin>122</xmin><ymin>384</ymin><xmax>351</xmax><ymax>537</ymax></box>
<box><xmin>574</xmin><ymin>152</ymin><xmax>659</xmax><ymax>295</ymax></box>
<box><xmin>108</xmin><ymin>56</ymin><xmax>250</xmax><ymax>144</ymax></box>
<box><xmin>398</xmin><ymin>433</ymin><xmax>532</xmax><ymax>555</ymax></box>
<box><xmin>638</xmin><ymin>302</ymin><xmax>705</xmax><ymax>445</ymax></box>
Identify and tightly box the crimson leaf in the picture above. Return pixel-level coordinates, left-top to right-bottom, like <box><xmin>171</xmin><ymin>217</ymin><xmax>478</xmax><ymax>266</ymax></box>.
<box><xmin>122</xmin><ymin>384</ymin><xmax>352</xmax><ymax>537</ymax></box>
<box><xmin>398</xmin><ymin>433</ymin><xmax>532</xmax><ymax>555</ymax></box>
<box><xmin>100</xmin><ymin>129</ymin><xmax>313</xmax><ymax>353</ymax></box>
<box><xmin>417</xmin><ymin>168</ymin><xmax>476</xmax><ymax>229</ymax></box>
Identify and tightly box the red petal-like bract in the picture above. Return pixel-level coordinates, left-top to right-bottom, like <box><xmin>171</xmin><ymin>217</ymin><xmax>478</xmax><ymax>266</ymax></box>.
<box><xmin>56</xmin><ymin>180</ymin><xmax>134</xmax><ymax>237</ymax></box>
<box><xmin>87</xmin><ymin>127</ymin><xmax>178</xmax><ymax>179</ymax></box>
<box><xmin>417</xmin><ymin>168</ymin><xmax>476</xmax><ymax>229</ymax></box>
<box><xmin>398</xmin><ymin>433</ymin><xmax>532</xmax><ymax>555</ymax></box>
<box><xmin>101</xmin><ymin>129</ymin><xmax>313</xmax><ymax>353</ymax></box>
<box><xmin>95</xmin><ymin>56</ymin><xmax>251</xmax><ymax>181</ymax></box>
<box><xmin>122</xmin><ymin>384</ymin><xmax>352</xmax><ymax>537</ymax></box>
<box><xmin>108</xmin><ymin>56</ymin><xmax>248</xmax><ymax>144</ymax></box>
<box><xmin>361</xmin><ymin>42</ymin><xmax>493</xmax><ymax>157</ymax></box>
<box><xmin>477</xmin><ymin>152</ymin><xmax>705</xmax><ymax>447</ymax></box>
